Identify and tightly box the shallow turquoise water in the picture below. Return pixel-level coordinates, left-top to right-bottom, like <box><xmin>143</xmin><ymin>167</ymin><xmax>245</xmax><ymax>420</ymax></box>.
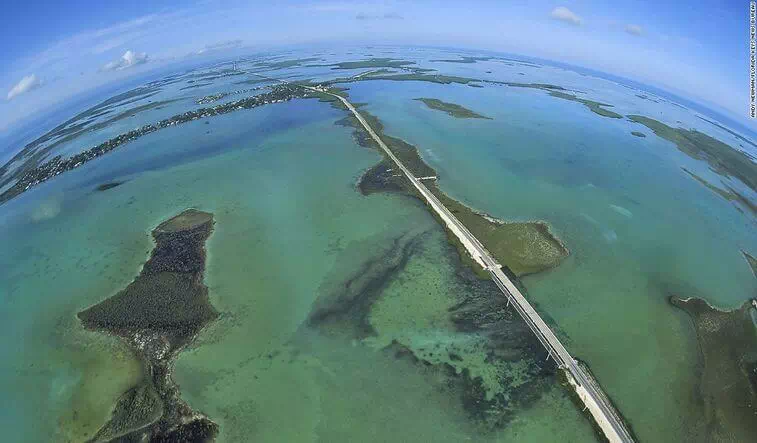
<box><xmin>0</xmin><ymin>97</ymin><xmax>595</xmax><ymax>441</ymax></box>
<box><xmin>342</xmin><ymin>77</ymin><xmax>757</xmax><ymax>441</ymax></box>
<box><xmin>1</xmin><ymin>46</ymin><xmax>756</xmax><ymax>442</ymax></box>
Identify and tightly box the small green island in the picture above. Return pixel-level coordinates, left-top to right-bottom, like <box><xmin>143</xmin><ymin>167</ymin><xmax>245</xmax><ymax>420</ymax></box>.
<box><xmin>414</xmin><ymin>97</ymin><xmax>491</xmax><ymax>119</ymax></box>
<box><xmin>631</xmin><ymin>131</ymin><xmax>646</xmax><ymax>137</ymax></box>
<box><xmin>547</xmin><ymin>91</ymin><xmax>623</xmax><ymax>118</ymax></box>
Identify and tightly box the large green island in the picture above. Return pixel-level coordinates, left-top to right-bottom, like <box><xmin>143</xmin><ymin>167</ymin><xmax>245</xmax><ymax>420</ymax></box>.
<box><xmin>77</xmin><ymin>209</ymin><xmax>219</xmax><ymax>441</ymax></box>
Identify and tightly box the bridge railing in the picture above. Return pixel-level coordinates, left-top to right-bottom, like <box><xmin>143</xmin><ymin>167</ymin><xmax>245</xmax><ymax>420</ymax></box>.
<box><xmin>488</xmin><ymin>269</ymin><xmax>569</xmax><ymax>369</ymax></box>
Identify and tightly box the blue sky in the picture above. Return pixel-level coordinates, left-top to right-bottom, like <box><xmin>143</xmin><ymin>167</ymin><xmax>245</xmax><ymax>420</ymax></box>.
<box><xmin>0</xmin><ymin>0</ymin><xmax>750</xmax><ymax>132</ymax></box>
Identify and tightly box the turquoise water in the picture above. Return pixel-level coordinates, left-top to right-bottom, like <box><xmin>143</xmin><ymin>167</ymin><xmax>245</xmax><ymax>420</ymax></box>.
<box><xmin>0</xmin><ymin>97</ymin><xmax>595</xmax><ymax>441</ymax></box>
<box><xmin>1</xmin><ymin>46</ymin><xmax>756</xmax><ymax>442</ymax></box>
<box><xmin>342</xmin><ymin>77</ymin><xmax>757</xmax><ymax>441</ymax></box>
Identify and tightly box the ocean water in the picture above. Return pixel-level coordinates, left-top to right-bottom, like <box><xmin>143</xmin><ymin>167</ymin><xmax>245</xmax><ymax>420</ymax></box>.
<box><xmin>342</xmin><ymin>76</ymin><xmax>757</xmax><ymax>441</ymax></box>
<box><xmin>2</xmin><ymin>46</ymin><xmax>756</xmax><ymax>442</ymax></box>
<box><xmin>0</xmin><ymin>96</ymin><xmax>595</xmax><ymax>441</ymax></box>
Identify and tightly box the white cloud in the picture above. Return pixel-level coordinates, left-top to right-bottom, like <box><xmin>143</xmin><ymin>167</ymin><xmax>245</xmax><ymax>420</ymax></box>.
<box><xmin>9</xmin><ymin>13</ymin><xmax>164</xmax><ymax>78</ymax></box>
<box><xmin>101</xmin><ymin>50</ymin><xmax>149</xmax><ymax>71</ymax></box>
<box><xmin>625</xmin><ymin>24</ymin><xmax>643</xmax><ymax>36</ymax></box>
<box><xmin>550</xmin><ymin>6</ymin><xmax>582</xmax><ymax>26</ymax></box>
<box><xmin>7</xmin><ymin>74</ymin><xmax>42</xmax><ymax>100</ymax></box>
